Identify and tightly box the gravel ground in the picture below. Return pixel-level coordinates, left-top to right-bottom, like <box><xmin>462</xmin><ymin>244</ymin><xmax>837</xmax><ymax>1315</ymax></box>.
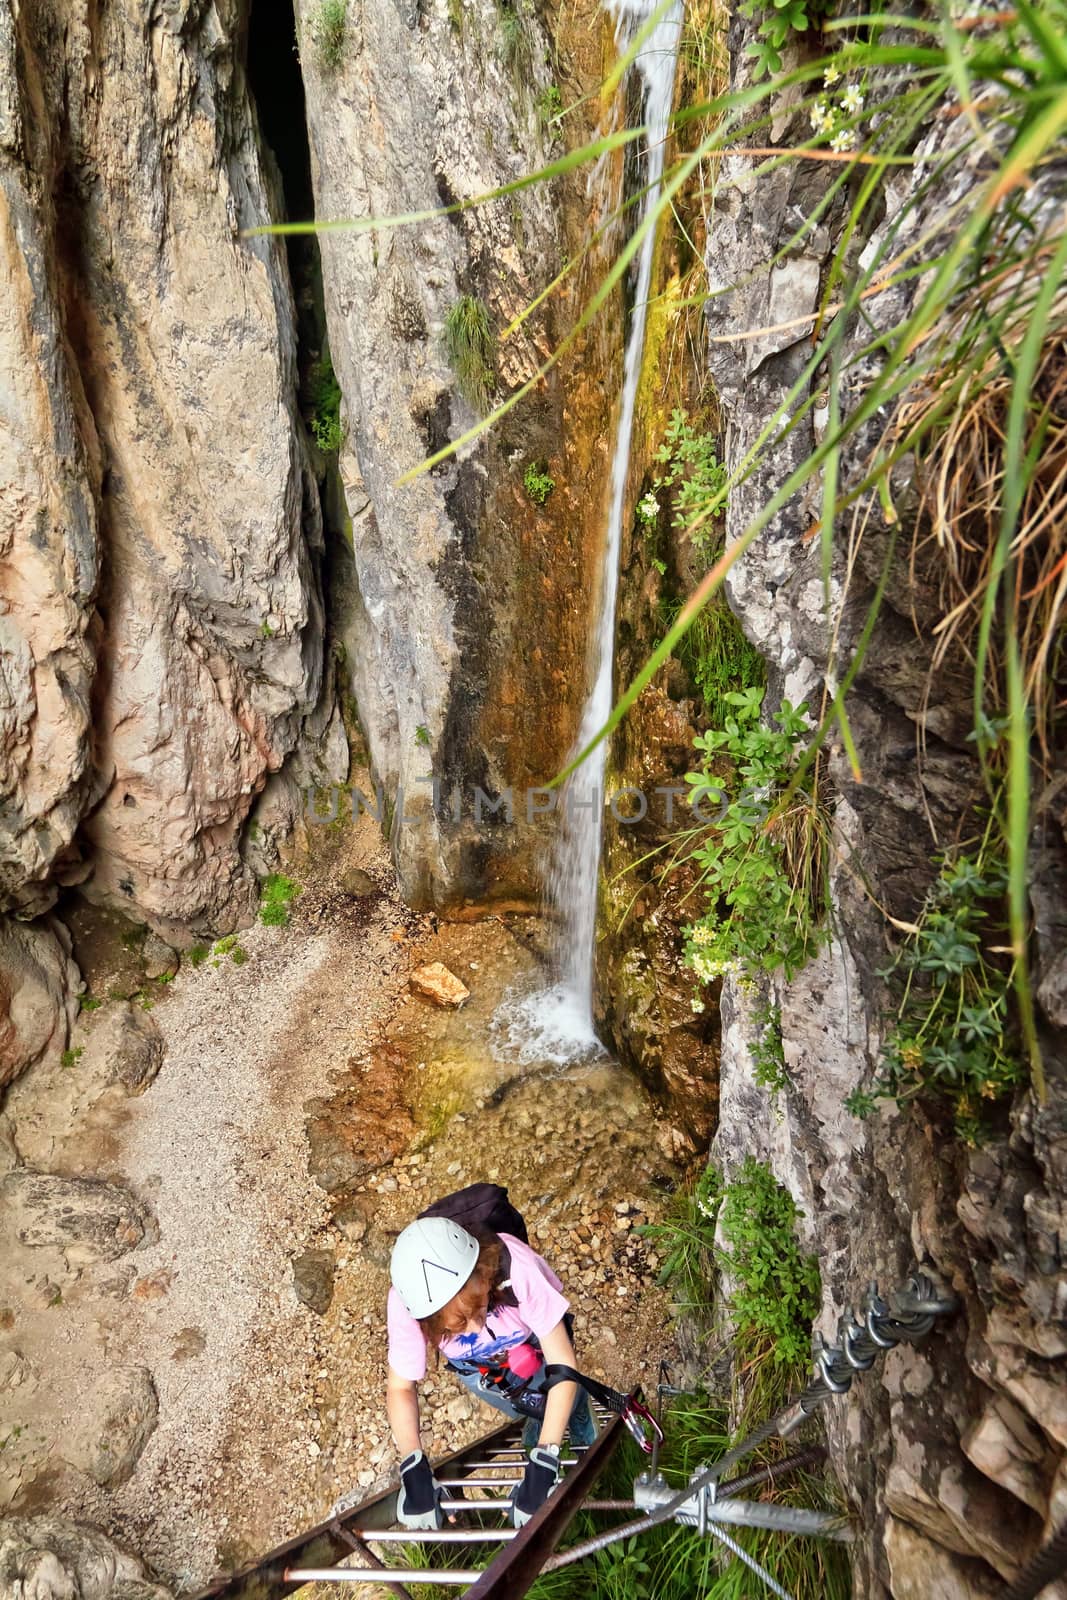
<box><xmin>9</xmin><ymin>817</ymin><xmax>684</xmax><ymax>1593</ymax></box>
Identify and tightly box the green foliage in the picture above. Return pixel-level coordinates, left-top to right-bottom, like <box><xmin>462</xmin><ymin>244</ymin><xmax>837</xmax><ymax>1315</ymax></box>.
<box><xmin>524</xmin><ymin>1388</ymin><xmax>848</xmax><ymax>1600</ymax></box>
<box><xmin>230</xmin><ymin>945</ymin><xmax>249</xmax><ymax>967</ymax></box>
<box><xmin>260</xmin><ymin>873</ymin><xmax>301</xmax><ymax>927</ymax></box>
<box><xmin>187</xmin><ymin>944</ymin><xmax>209</xmax><ymax>968</ymax></box>
<box><xmin>739</xmin><ymin>0</ymin><xmax>829</xmax><ymax>80</ymax></box>
<box><xmin>683</xmin><ymin>688</ymin><xmax>827</xmax><ymax>982</ymax></box>
<box><xmin>415</xmin><ymin>724</ymin><xmax>431</xmax><ymax>748</ymax></box>
<box><xmin>537</xmin><ymin>83</ymin><xmax>563</xmax><ymax>129</ymax></box>
<box><xmin>523</xmin><ymin>461</ymin><xmax>555</xmax><ymax>504</ymax></box>
<box><xmin>213</xmin><ymin>935</ymin><xmax>238</xmax><ymax>957</ymax></box>
<box><xmin>749</xmin><ymin>1001</ymin><xmax>787</xmax><ymax>1098</ymax></box>
<box><xmin>60</xmin><ymin>1047</ymin><xmax>83</xmax><ymax>1070</ymax></box>
<box><xmin>713</xmin><ymin>1157</ymin><xmax>821</xmax><ymax>1368</ymax></box>
<box><xmin>638</xmin><ymin>1165</ymin><xmax>721</xmax><ymax>1318</ymax></box>
<box><xmin>260</xmin><ymin>619</ymin><xmax>275</xmax><ymax>640</ymax></box>
<box><xmin>444</xmin><ymin>296</ymin><xmax>496</xmax><ymax>414</ymax></box>
<box><xmin>306</xmin><ymin>355</ymin><xmax>343</xmax><ymax>451</ymax></box>
<box><xmin>79</xmin><ymin>995</ymin><xmax>102</xmax><ymax>1012</ymax></box>
<box><xmin>636</xmin><ymin>490</ymin><xmax>659</xmax><ymax>528</ymax></box>
<box><xmin>653</xmin><ymin>409</ymin><xmax>728</xmax><ymax>567</ymax></box>
<box><xmin>659</xmin><ymin>597</ymin><xmax>765</xmax><ymax>724</ymax></box>
<box><xmin>308</xmin><ymin>0</ymin><xmax>347</xmax><ymax>68</ymax></box>
<box><xmin>846</xmin><ymin>837</ymin><xmax>1024</xmax><ymax>1144</ymax></box>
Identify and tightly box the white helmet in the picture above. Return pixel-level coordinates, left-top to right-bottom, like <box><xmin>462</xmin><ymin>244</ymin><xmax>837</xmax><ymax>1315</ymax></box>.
<box><xmin>390</xmin><ymin>1217</ymin><xmax>479</xmax><ymax>1319</ymax></box>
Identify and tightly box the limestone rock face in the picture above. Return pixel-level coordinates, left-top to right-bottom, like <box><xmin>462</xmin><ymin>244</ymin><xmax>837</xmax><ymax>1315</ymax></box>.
<box><xmin>0</xmin><ymin>1515</ymin><xmax>172</xmax><ymax>1600</ymax></box>
<box><xmin>299</xmin><ymin>0</ymin><xmax>617</xmax><ymax>909</ymax></box>
<box><xmin>0</xmin><ymin>918</ymin><xmax>80</xmax><ymax>1091</ymax></box>
<box><xmin>1</xmin><ymin>0</ymin><xmax>332</xmax><ymax>934</ymax></box>
<box><xmin>696</xmin><ymin>37</ymin><xmax>1067</xmax><ymax>1598</ymax></box>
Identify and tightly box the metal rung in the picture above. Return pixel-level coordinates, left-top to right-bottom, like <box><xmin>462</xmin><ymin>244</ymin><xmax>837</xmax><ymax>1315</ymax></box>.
<box><xmin>287</xmin><ymin>1569</ymin><xmax>475</xmax><ymax>1585</ymax></box>
<box><xmin>437</xmin><ymin>1477</ymin><xmax>522</xmax><ymax>1487</ymax></box>
<box><xmin>357</xmin><ymin>1530</ymin><xmax>517</xmax><ymax>1543</ymax></box>
<box><xmin>439</xmin><ymin>1497</ymin><xmax>512</xmax><ymax>1511</ymax></box>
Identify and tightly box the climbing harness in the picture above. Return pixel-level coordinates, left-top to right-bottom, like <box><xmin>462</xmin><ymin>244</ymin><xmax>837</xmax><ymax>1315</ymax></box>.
<box><xmin>448</xmin><ymin>1350</ymin><xmax>663</xmax><ymax>1453</ymax></box>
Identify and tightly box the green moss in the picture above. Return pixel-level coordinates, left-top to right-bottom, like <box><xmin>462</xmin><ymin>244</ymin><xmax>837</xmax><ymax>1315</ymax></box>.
<box><xmin>79</xmin><ymin>996</ymin><xmax>103</xmax><ymax>1012</ymax></box>
<box><xmin>187</xmin><ymin>945</ymin><xmax>209</xmax><ymax>968</ymax></box>
<box><xmin>60</xmin><ymin>1047</ymin><xmax>84</xmax><ymax>1070</ymax></box>
<box><xmin>260</xmin><ymin>873</ymin><xmax>302</xmax><ymax>927</ymax></box>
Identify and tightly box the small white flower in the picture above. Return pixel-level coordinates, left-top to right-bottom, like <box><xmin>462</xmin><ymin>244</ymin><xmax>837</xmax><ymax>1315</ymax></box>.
<box><xmin>690</xmin><ymin>999</ymin><xmax>705</xmax><ymax>1014</ymax></box>
<box><xmin>841</xmin><ymin>85</ymin><xmax>864</xmax><ymax>115</ymax></box>
<box><xmin>830</xmin><ymin>128</ymin><xmax>856</xmax><ymax>153</ymax></box>
<box><xmin>809</xmin><ymin>97</ymin><xmax>833</xmax><ymax>133</ymax></box>
<box><xmin>823</xmin><ymin>64</ymin><xmax>841</xmax><ymax>85</ymax></box>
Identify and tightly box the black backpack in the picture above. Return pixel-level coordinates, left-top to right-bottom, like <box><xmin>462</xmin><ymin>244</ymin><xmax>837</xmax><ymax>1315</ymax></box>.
<box><xmin>418</xmin><ymin>1182</ymin><xmax>529</xmax><ymax>1245</ymax></box>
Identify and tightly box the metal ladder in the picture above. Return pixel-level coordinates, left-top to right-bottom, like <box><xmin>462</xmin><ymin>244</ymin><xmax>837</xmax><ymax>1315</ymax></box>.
<box><xmin>191</xmin><ymin>1404</ymin><xmax>625</xmax><ymax>1600</ymax></box>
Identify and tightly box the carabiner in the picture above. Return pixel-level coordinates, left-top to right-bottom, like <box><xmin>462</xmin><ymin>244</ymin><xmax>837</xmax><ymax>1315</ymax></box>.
<box><xmin>622</xmin><ymin>1395</ymin><xmax>665</xmax><ymax>1455</ymax></box>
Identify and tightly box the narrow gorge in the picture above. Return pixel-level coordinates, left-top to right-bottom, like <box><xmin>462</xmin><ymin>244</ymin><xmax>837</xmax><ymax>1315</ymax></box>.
<box><xmin>1</xmin><ymin>0</ymin><xmax>1065</xmax><ymax>1597</ymax></box>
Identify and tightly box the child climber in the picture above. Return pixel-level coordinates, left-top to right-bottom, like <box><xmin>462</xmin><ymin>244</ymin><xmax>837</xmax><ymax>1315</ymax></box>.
<box><xmin>386</xmin><ymin>1208</ymin><xmax>596</xmax><ymax>1530</ymax></box>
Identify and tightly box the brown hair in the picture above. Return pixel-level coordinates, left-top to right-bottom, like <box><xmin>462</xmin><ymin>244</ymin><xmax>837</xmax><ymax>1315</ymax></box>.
<box><xmin>417</xmin><ymin>1227</ymin><xmax>515</xmax><ymax>1351</ymax></box>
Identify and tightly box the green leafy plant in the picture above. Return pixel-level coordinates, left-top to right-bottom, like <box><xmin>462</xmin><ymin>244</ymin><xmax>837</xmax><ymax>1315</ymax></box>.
<box><xmin>444</xmin><ymin>296</ymin><xmax>496</xmax><ymax>414</ymax></box>
<box><xmin>60</xmin><ymin>1047</ymin><xmax>84</xmax><ymax>1070</ymax></box>
<box><xmin>260</xmin><ymin>619</ymin><xmax>275</xmax><ymax>640</ymax></box>
<box><xmin>308</xmin><ymin>0</ymin><xmax>347</xmax><ymax>69</ymax></box>
<box><xmin>79</xmin><ymin>995</ymin><xmax>103</xmax><ymax>1012</ymax></box>
<box><xmin>260</xmin><ymin>873</ymin><xmax>301</xmax><ymax>927</ymax></box>
<box><xmin>683</xmin><ymin>687</ymin><xmax>828</xmax><ymax>982</ymax></box>
<box><xmin>187</xmin><ymin>944</ymin><xmax>209</xmax><ymax>968</ymax></box>
<box><xmin>712</xmin><ymin>1158</ymin><xmax>821</xmax><ymax>1369</ymax></box>
<box><xmin>306</xmin><ymin>355</ymin><xmax>343</xmax><ymax>451</ymax></box>
<box><xmin>537</xmin><ymin>83</ymin><xmax>563</xmax><ymax>129</ymax></box>
<box><xmin>847</xmin><ymin>835</ymin><xmax>1025</xmax><ymax>1144</ymax></box>
<box><xmin>739</xmin><ymin>0</ymin><xmax>829</xmax><ymax>80</ymax></box>
<box><xmin>523</xmin><ymin>461</ymin><xmax>555</xmax><ymax>504</ymax></box>
<box><xmin>415</xmin><ymin>724</ymin><xmax>431</xmax><ymax>748</ymax></box>
<box><xmin>749</xmin><ymin>1000</ymin><xmax>787</xmax><ymax>1098</ymax></box>
<box><xmin>653</xmin><ymin>409</ymin><xmax>728</xmax><ymax>566</ymax></box>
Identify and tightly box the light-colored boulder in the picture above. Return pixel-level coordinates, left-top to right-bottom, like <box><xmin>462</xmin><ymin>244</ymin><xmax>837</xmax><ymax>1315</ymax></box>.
<box><xmin>0</xmin><ymin>918</ymin><xmax>80</xmax><ymax>1090</ymax></box>
<box><xmin>59</xmin><ymin>1367</ymin><xmax>159</xmax><ymax>1488</ymax></box>
<box><xmin>0</xmin><ymin>1515</ymin><xmax>172</xmax><ymax>1600</ymax></box>
<box><xmin>410</xmin><ymin>963</ymin><xmax>470</xmax><ymax>1008</ymax></box>
<box><xmin>77</xmin><ymin>1005</ymin><xmax>164</xmax><ymax>1099</ymax></box>
<box><xmin>0</xmin><ymin>1172</ymin><xmax>154</xmax><ymax>1265</ymax></box>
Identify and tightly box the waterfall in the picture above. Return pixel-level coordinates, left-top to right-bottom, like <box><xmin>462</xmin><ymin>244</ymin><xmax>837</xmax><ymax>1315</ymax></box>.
<box><xmin>495</xmin><ymin>0</ymin><xmax>682</xmax><ymax>1064</ymax></box>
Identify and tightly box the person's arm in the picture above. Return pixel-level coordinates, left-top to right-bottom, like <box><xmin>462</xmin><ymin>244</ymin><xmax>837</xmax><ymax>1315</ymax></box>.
<box><xmin>535</xmin><ymin>1318</ymin><xmax>579</xmax><ymax>1448</ymax></box>
<box><xmin>386</xmin><ymin>1365</ymin><xmax>423</xmax><ymax>1455</ymax></box>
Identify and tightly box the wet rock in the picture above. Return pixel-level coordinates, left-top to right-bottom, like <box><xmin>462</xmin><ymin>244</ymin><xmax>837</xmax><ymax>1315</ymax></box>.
<box><xmin>292</xmin><ymin>1250</ymin><xmax>336</xmax><ymax>1315</ymax></box>
<box><xmin>410</xmin><ymin>964</ymin><xmax>470</xmax><ymax>1008</ymax></box>
<box><xmin>0</xmin><ymin>917</ymin><xmax>80</xmax><ymax>1090</ymax></box>
<box><xmin>340</xmin><ymin>868</ymin><xmax>379</xmax><ymax>899</ymax></box>
<box><xmin>78</xmin><ymin>1004</ymin><xmax>165</xmax><ymax>1097</ymax></box>
<box><xmin>0</xmin><ymin>1172</ymin><xmax>154</xmax><ymax>1264</ymax></box>
<box><xmin>0</xmin><ymin>1516</ymin><xmax>173</xmax><ymax>1600</ymax></box>
<box><xmin>60</xmin><ymin>1367</ymin><xmax>159</xmax><ymax>1487</ymax></box>
<box><xmin>141</xmin><ymin>935</ymin><xmax>179</xmax><ymax>982</ymax></box>
<box><xmin>306</xmin><ymin>1046</ymin><xmax>415</xmax><ymax>1190</ymax></box>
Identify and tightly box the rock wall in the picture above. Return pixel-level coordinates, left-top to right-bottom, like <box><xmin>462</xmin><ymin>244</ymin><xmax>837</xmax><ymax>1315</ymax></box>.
<box><xmin>1</xmin><ymin>0</ymin><xmax>336</xmax><ymax>953</ymax></box>
<box><xmin>695</xmin><ymin>22</ymin><xmax>1067</xmax><ymax>1599</ymax></box>
<box><xmin>299</xmin><ymin>0</ymin><xmax>622</xmax><ymax>909</ymax></box>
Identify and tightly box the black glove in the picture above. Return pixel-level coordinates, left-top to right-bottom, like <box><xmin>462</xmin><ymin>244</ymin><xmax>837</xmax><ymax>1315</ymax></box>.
<box><xmin>397</xmin><ymin>1449</ymin><xmax>442</xmax><ymax>1530</ymax></box>
<box><xmin>511</xmin><ymin>1444</ymin><xmax>561</xmax><ymax>1528</ymax></box>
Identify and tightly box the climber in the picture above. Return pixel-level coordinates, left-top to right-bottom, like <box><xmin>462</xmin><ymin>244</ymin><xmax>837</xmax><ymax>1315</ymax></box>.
<box><xmin>385</xmin><ymin>1207</ymin><xmax>597</xmax><ymax>1532</ymax></box>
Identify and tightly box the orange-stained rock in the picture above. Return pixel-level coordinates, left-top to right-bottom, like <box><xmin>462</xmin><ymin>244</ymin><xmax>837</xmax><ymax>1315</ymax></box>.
<box><xmin>410</xmin><ymin>964</ymin><xmax>470</xmax><ymax>1009</ymax></box>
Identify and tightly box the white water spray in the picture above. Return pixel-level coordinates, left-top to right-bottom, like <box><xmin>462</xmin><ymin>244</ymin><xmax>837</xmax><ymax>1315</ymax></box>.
<box><xmin>495</xmin><ymin>0</ymin><xmax>682</xmax><ymax>1064</ymax></box>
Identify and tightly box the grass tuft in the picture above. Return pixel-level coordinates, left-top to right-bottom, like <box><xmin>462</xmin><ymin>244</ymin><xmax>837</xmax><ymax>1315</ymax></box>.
<box><xmin>308</xmin><ymin>0</ymin><xmax>347</xmax><ymax>68</ymax></box>
<box><xmin>444</xmin><ymin>295</ymin><xmax>496</xmax><ymax>414</ymax></box>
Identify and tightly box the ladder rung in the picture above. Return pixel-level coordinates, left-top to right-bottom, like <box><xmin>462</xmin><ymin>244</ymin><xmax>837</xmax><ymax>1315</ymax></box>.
<box><xmin>439</xmin><ymin>1497</ymin><xmax>512</xmax><ymax>1511</ymax></box>
<box><xmin>286</xmin><ymin>1569</ymin><xmax>476</xmax><ymax>1585</ymax></box>
<box><xmin>436</xmin><ymin>1477</ymin><xmax>522</xmax><ymax>1487</ymax></box>
<box><xmin>357</xmin><ymin>1529</ymin><xmax>517</xmax><ymax>1543</ymax></box>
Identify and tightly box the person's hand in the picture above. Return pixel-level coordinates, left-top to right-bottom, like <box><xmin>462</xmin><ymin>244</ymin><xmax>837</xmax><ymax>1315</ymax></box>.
<box><xmin>397</xmin><ymin>1450</ymin><xmax>442</xmax><ymax>1529</ymax></box>
<box><xmin>511</xmin><ymin>1444</ymin><xmax>561</xmax><ymax>1528</ymax></box>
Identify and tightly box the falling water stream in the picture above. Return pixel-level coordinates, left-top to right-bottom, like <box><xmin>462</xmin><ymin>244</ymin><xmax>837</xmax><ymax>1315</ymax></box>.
<box><xmin>495</xmin><ymin>0</ymin><xmax>682</xmax><ymax>1064</ymax></box>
